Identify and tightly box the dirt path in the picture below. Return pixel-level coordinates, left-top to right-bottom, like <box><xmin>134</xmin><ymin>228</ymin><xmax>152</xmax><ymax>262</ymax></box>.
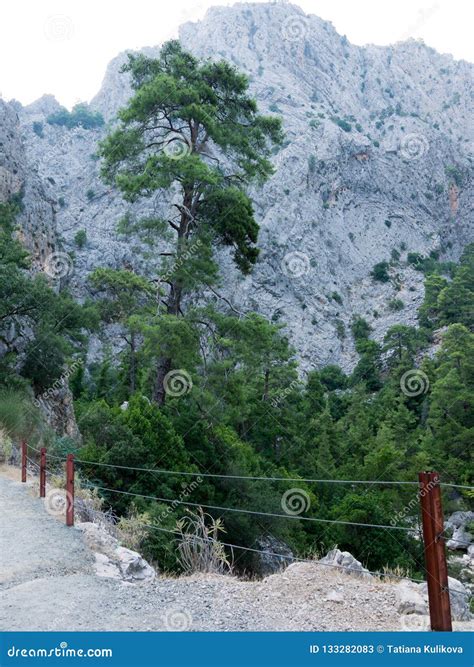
<box><xmin>0</xmin><ymin>471</ymin><xmax>470</xmax><ymax>632</ymax></box>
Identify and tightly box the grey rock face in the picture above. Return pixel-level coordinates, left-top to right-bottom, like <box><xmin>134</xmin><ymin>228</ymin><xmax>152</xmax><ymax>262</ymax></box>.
<box><xmin>396</xmin><ymin>576</ymin><xmax>472</xmax><ymax>622</ymax></box>
<box><xmin>319</xmin><ymin>548</ymin><xmax>372</xmax><ymax>579</ymax></box>
<box><xmin>446</xmin><ymin>510</ymin><xmax>474</xmax><ymax>550</ymax></box>
<box><xmin>419</xmin><ymin>577</ymin><xmax>472</xmax><ymax>621</ymax></box>
<box><xmin>253</xmin><ymin>535</ymin><xmax>294</xmax><ymax>575</ymax></box>
<box><xmin>0</xmin><ymin>99</ymin><xmax>58</xmax><ymax>270</ymax></box>
<box><xmin>5</xmin><ymin>2</ymin><xmax>474</xmax><ymax>372</ymax></box>
<box><xmin>34</xmin><ymin>385</ymin><xmax>81</xmax><ymax>441</ymax></box>
<box><xmin>77</xmin><ymin>521</ymin><xmax>157</xmax><ymax>582</ymax></box>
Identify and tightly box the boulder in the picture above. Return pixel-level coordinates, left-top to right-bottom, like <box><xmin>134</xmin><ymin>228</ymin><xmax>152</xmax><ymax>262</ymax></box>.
<box><xmin>319</xmin><ymin>549</ymin><xmax>372</xmax><ymax>579</ymax></box>
<box><xmin>76</xmin><ymin>521</ymin><xmax>119</xmax><ymax>557</ymax></box>
<box><xmin>395</xmin><ymin>580</ymin><xmax>428</xmax><ymax>615</ymax></box>
<box><xmin>447</xmin><ymin>526</ymin><xmax>473</xmax><ymax>550</ymax></box>
<box><xmin>397</xmin><ymin>576</ymin><xmax>471</xmax><ymax>622</ymax></box>
<box><xmin>252</xmin><ymin>535</ymin><xmax>294</xmax><ymax>576</ymax></box>
<box><xmin>445</xmin><ymin>511</ymin><xmax>474</xmax><ymax>529</ymax></box>
<box><xmin>419</xmin><ymin>577</ymin><xmax>471</xmax><ymax>621</ymax></box>
<box><xmin>77</xmin><ymin>521</ymin><xmax>156</xmax><ymax>583</ymax></box>
<box><xmin>93</xmin><ymin>552</ymin><xmax>121</xmax><ymax>579</ymax></box>
<box><xmin>115</xmin><ymin>546</ymin><xmax>156</xmax><ymax>582</ymax></box>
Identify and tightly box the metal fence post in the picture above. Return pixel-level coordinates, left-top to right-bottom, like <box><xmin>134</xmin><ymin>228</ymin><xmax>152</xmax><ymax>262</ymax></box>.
<box><xmin>66</xmin><ymin>453</ymin><xmax>75</xmax><ymax>526</ymax></box>
<box><xmin>21</xmin><ymin>441</ymin><xmax>27</xmax><ymax>483</ymax></box>
<box><xmin>40</xmin><ymin>447</ymin><xmax>46</xmax><ymax>498</ymax></box>
<box><xmin>418</xmin><ymin>471</ymin><xmax>452</xmax><ymax>631</ymax></box>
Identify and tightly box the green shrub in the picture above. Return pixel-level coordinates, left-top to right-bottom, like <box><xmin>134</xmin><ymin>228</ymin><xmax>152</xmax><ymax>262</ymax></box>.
<box><xmin>74</xmin><ymin>229</ymin><xmax>87</xmax><ymax>248</ymax></box>
<box><xmin>335</xmin><ymin>319</ymin><xmax>346</xmax><ymax>339</ymax></box>
<box><xmin>388</xmin><ymin>298</ymin><xmax>404</xmax><ymax>311</ymax></box>
<box><xmin>407</xmin><ymin>252</ymin><xmax>424</xmax><ymax>270</ymax></box>
<box><xmin>86</xmin><ymin>189</ymin><xmax>95</xmax><ymax>202</ymax></box>
<box><xmin>0</xmin><ymin>390</ymin><xmax>43</xmax><ymax>444</ymax></box>
<box><xmin>32</xmin><ymin>122</ymin><xmax>44</xmax><ymax>138</ymax></box>
<box><xmin>331</xmin><ymin>291</ymin><xmax>343</xmax><ymax>305</ymax></box>
<box><xmin>351</xmin><ymin>316</ymin><xmax>372</xmax><ymax>341</ymax></box>
<box><xmin>371</xmin><ymin>261</ymin><xmax>390</xmax><ymax>283</ymax></box>
<box><xmin>47</xmin><ymin>103</ymin><xmax>105</xmax><ymax>130</ymax></box>
<box><xmin>445</xmin><ymin>165</ymin><xmax>463</xmax><ymax>187</ymax></box>
<box><xmin>331</xmin><ymin>116</ymin><xmax>352</xmax><ymax>132</ymax></box>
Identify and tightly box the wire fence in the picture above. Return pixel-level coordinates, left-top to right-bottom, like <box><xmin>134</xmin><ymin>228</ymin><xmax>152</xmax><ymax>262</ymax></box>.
<box><xmin>80</xmin><ymin>482</ymin><xmax>416</xmax><ymax>532</ymax></box>
<box><xmin>26</xmin><ymin>445</ymin><xmax>474</xmax><ymax>491</ymax></box>
<box><xmin>22</xmin><ymin>442</ymin><xmax>472</xmax><ymax>599</ymax></box>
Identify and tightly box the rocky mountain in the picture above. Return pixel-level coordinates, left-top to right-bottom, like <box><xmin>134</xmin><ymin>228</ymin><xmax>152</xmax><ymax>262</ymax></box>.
<box><xmin>2</xmin><ymin>2</ymin><xmax>473</xmax><ymax>372</ymax></box>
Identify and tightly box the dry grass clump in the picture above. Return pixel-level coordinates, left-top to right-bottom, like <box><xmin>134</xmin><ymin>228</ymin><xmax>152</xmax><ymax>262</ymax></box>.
<box><xmin>116</xmin><ymin>507</ymin><xmax>150</xmax><ymax>552</ymax></box>
<box><xmin>176</xmin><ymin>507</ymin><xmax>233</xmax><ymax>575</ymax></box>
<box><xmin>0</xmin><ymin>427</ymin><xmax>13</xmax><ymax>463</ymax></box>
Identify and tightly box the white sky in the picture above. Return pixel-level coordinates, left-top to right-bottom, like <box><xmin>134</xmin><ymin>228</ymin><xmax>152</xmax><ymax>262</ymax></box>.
<box><xmin>1</xmin><ymin>0</ymin><xmax>472</xmax><ymax>108</ymax></box>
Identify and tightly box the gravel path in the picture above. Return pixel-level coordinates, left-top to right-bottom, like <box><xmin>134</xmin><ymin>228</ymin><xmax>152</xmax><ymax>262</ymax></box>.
<box><xmin>0</xmin><ymin>470</ymin><xmax>468</xmax><ymax>632</ymax></box>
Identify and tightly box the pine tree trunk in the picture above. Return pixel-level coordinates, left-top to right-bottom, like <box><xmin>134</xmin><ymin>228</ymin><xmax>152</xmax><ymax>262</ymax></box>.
<box><xmin>129</xmin><ymin>331</ymin><xmax>136</xmax><ymax>394</ymax></box>
<box><xmin>152</xmin><ymin>186</ymin><xmax>193</xmax><ymax>406</ymax></box>
<box><xmin>153</xmin><ymin>356</ymin><xmax>172</xmax><ymax>405</ymax></box>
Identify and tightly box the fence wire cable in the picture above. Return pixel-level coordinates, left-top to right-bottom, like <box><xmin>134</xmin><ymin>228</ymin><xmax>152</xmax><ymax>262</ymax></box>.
<box><xmin>81</xmin><ymin>483</ymin><xmax>414</xmax><ymax>532</ymax></box>
<box><xmin>25</xmin><ymin>445</ymin><xmax>473</xmax><ymax>489</ymax></box>
<box><xmin>73</xmin><ymin>457</ymin><xmax>473</xmax><ymax>490</ymax></box>
<box><xmin>16</xmin><ymin>455</ymin><xmax>471</xmax><ymax>599</ymax></box>
<box><xmin>126</xmin><ymin>519</ymin><xmax>469</xmax><ymax>596</ymax></box>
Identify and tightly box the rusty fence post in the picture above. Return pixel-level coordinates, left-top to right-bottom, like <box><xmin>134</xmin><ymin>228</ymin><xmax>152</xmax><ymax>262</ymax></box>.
<box><xmin>21</xmin><ymin>440</ymin><xmax>27</xmax><ymax>483</ymax></box>
<box><xmin>39</xmin><ymin>447</ymin><xmax>46</xmax><ymax>498</ymax></box>
<box><xmin>66</xmin><ymin>453</ymin><xmax>75</xmax><ymax>526</ymax></box>
<box><xmin>418</xmin><ymin>471</ymin><xmax>452</xmax><ymax>631</ymax></box>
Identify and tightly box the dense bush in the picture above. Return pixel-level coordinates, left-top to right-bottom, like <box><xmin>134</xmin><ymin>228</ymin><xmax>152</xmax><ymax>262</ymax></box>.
<box><xmin>371</xmin><ymin>261</ymin><xmax>390</xmax><ymax>282</ymax></box>
<box><xmin>47</xmin><ymin>103</ymin><xmax>105</xmax><ymax>130</ymax></box>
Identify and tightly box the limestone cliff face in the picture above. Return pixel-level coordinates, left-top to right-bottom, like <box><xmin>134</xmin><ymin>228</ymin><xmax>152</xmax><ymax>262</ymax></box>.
<box><xmin>0</xmin><ymin>99</ymin><xmax>58</xmax><ymax>272</ymax></box>
<box><xmin>5</xmin><ymin>2</ymin><xmax>474</xmax><ymax>371</ymax></box>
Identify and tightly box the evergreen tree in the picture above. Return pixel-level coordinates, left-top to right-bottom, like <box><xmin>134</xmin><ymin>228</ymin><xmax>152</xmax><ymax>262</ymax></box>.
<box><xmin>99</xmin><ymin>41</ymin><xmax>283</xmax><ymax>403</ymax></box>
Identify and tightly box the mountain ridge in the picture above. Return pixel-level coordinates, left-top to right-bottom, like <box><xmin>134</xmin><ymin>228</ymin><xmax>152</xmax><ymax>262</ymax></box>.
<box><xmin>1</xmin><ymin>1</ymin><xmax>472</xmax><ymax>371</ymax></box>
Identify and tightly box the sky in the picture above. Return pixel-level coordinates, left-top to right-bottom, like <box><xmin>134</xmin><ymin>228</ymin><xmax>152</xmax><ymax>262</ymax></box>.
<box><xmin>1</xmin><ymin>0</ymin><xmax>472</xmax><ymax>108</ymax></box>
